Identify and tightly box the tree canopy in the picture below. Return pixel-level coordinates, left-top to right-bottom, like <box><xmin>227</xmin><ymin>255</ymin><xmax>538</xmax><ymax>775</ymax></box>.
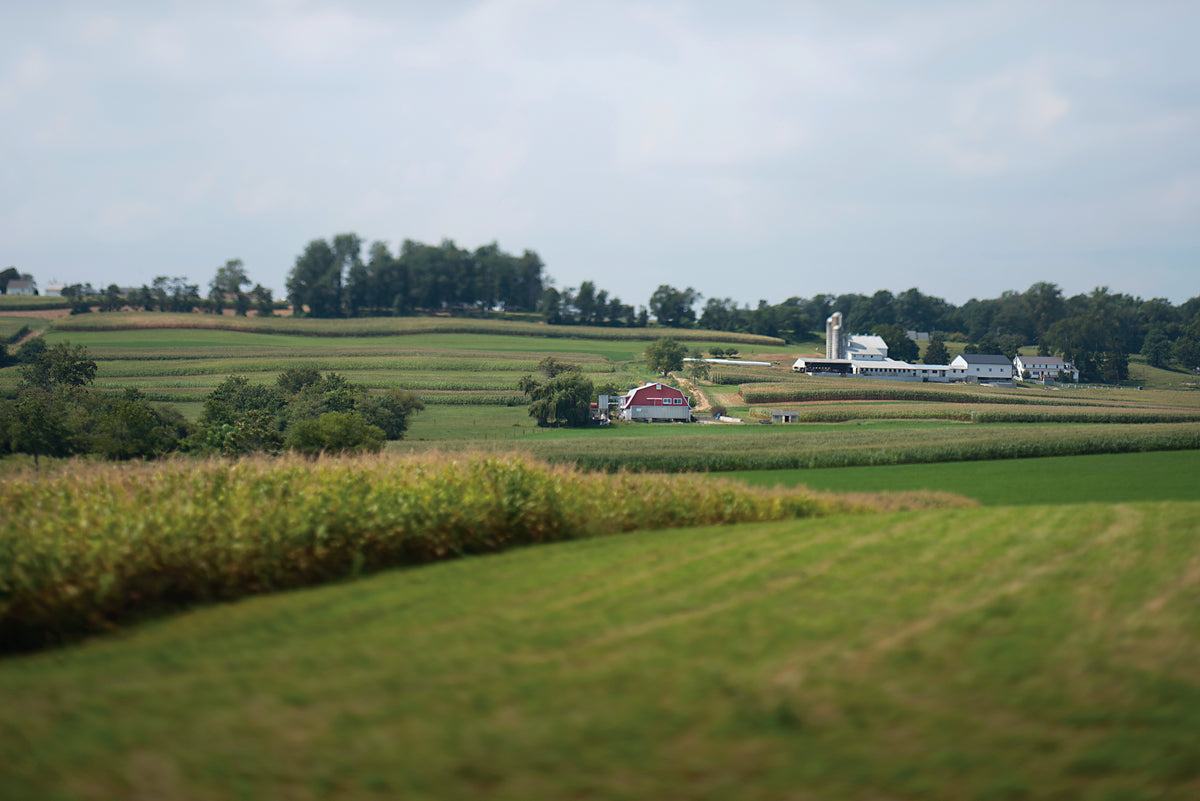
<box><xmin>645</xmin><ymin>338</ymin><xmax>688</xmax><ymax>376</ymax></box>
<box><xmin>518</xmin><ymin>358</ymin><xmax>594</xmax><ymax>427</ymax></box>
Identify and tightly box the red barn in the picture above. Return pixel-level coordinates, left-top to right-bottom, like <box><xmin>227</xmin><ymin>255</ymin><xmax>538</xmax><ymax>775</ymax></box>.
<box><xmin>619</xmin><ymin>382</ymin><xmax>691</xmax><ymax>422</ymax></box>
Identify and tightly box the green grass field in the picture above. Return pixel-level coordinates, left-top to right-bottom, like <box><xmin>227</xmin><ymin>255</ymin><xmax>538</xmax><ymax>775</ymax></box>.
<box><xmin>725</xmin><ymin>450</ymin><xmax>1200</xmax><ymax>506</ymax></box>
<box><xmin>3</xmin><ymin>500</ymin><xmax>1198</xmax><ymax>800</ymax></box>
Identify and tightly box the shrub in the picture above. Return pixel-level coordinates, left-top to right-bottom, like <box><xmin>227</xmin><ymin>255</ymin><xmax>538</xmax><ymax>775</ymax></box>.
<box><xmin>285</xmin><ymin>411</ymin><xmax>386</xmax><ymax>455</ymax></box>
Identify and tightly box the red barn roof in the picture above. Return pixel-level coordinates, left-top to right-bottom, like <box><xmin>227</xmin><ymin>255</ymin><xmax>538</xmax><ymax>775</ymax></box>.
<box><xmin>620</xmin><ymin>382</ymin><xmax>689</xmax><ymax>410</ymax></box>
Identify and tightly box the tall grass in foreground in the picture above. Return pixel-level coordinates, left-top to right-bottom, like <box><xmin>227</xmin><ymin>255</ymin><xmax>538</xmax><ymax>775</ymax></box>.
<box><xmin>0</xmin><ymin>453</ymin><xmax>969</xmax><ymax>650</ymax></box>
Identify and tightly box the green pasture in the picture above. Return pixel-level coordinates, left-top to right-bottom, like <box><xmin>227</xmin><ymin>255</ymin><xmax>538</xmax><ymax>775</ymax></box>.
<box><xmin>3</xmin><ymin>501</ymin><xmax>1199</xmax><ymax>800</ymax></box>
<box><xmin>727</xmin><ymin>450</ymin><xmax>1200</xmax><ymax>506</ymax></box>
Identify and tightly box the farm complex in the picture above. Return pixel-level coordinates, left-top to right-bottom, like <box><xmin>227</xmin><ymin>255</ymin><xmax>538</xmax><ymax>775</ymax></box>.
<box><xmin>793</xmin><ymin>312</ymin><xmax>1077</xmax><ymax>384</ymax></box>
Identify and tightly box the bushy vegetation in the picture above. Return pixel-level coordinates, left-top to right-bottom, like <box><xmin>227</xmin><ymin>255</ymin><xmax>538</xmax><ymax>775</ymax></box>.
<box><xmin>0</xmin><ymin>453</ymin><xmax>969</xmax><ymax>650</ymax></box>
<box><xmin>517</xmin><ymin>357</ymin><xmax>595</xmax><ymax>427</ymax></box>
<box><xmin>1</xmin><ymin>342</ymin><xmax>192</xmax><ymax>463</ymax></box>
<box><xmin>194</xmin><ymin>367</ymin><xmax>423</xmax><ymax>455</ymax></box>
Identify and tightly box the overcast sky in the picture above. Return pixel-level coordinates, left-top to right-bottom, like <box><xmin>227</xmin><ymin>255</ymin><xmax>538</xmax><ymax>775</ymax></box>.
<box><xmin>3</xmin><ymin>1</ymin><xmax>1197</xmax><ymax>308</ymax></box>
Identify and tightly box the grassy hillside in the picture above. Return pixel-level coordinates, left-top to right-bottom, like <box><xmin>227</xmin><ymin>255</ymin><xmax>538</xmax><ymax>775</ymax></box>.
<box><xmin>3</xmin><ymin>501</ymin><xmax>1198</xmax><ymax>800</ymax></box>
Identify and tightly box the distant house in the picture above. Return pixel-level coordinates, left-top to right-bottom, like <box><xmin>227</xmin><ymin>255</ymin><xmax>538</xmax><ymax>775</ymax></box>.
<box><xmin>5</xmin><ymin>278</ymin><xmax>37</xmax><ymax>296</ymax></box>
<box><xmin>1014</xmin><ymin>355</ymin><xmax>1078</xmax><ymax>382</ymax></box>
<box><xmin>949</xmin><ymin>354</ymin><xmax>1015</xmax><ymax>382</ymax></box>
<box><xmin>770</xmin><ymin>410</ymin><xmax>802</xmax><ymax>423</ymax></box>
<box><xmin>619</xmin><ymin>382</ymin><xmax>692</xmax><ymax>422</ymax></box>
<box><xmin>43</xmin><ymin>282</ymin><xmax>65</xmax><ymax>297</ymax></box>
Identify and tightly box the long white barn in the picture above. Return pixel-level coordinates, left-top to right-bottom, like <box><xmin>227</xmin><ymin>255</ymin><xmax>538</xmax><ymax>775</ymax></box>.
<box><xmin>794</xmin><ymin>314</ymin><xmax>967</xmax><ymax>383</ymax></box>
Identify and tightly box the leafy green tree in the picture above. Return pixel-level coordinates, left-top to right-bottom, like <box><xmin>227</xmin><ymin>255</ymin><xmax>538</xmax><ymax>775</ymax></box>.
<box><xmin>999</xmin><ymin>335</ymin><xmax>1023</xmax><ymax>361</ymax></box>
<box><xmin>252</xmin><ymin>284</ymin><xmax>274</xmax><ymax>317</ymax></box>
<box><xmin>872</xmin><ymin>324</ymin><xmax>919</xmax><ymax>363</ymax></box>
<box><xmin>4</xmin><ymin>389</ymin><xmax>76</xmax><ymax>466</ymax></box>
<box><xmin>649</xmin><ymin>285</ymin><xmax>700</xmax><ymax>328</ymax></box>
<box><xmin>287</xmin><ymin>239</ymin><xmax>343</xmax><ymax>317</ymax></box>
<box><xmin>518</xmin><ymin>360</ymin><xmax>594</xmax><ymax>427</ymax></box>
<box><xmin>201</xmin><ymin>375</ymin><xmax>285</xmax><ymax>428</ymax></box>
<box><xmin>1174</xmin><ymin>335</ymin><xmax>1200</xmax><ymax>370</ymax></box>
<box><xmin>199</xmin><ymin>409</ymin><xmax>285</xmax><ymax>456</ymax></box>
<box><xmin>645</xmin><ymin>338</ymin><xmax>687</xmax><ymax>376</ymax></box>
<box><xmin>286</xmin><ymin>412</ymin><xmax>385</xmax><ymax>455</ymax></box>
<box><xmin>14</xmin><ymin>337</ymin><xmax>47</xmax><ymax>364</ymax></box>
<box><xmin>91</xmin><ymin>389</ymin><xmax>192</xmax><ymax>460</ymax></box>
<box><xmin>1141</xmin><ymin>326</ymin><xmax>1172</xmax><ymax>368</ymax></box>
<box><xmin>62</xmin><ymin>284</ymin><xmax>92</xmax><ymax>314</ymax></box>
<box><xmin>210</xmin><ymin>258</ymin><xmax>249</xmax><ymax>297</ymax></box>
<box><xmin>357</xmin><ymin>389</ymin><xmax>424</xmax><ymax>439</ymax></box>
<box><xmin>152</xmin><ymin>276</ymin><xmax>200</xmax><ymax>313</ymax></box>
<box><xmin>1044</xmin><ymin>309</ymin><xmax>1129</xmax><ymax>383</ymax></box>
<box><xmin>102</xmin><ymin>284</ymin><xmax>123</xmax><ymax>312</ymax></box>
<box><xmin>20</xmin><ymin>343</ymin><xmax>97</xmax><ymax>390</ymax></box>
<box><xmin>923</xmin><ymin>334</ymin><xmax>950</xmax><ymax>365</ymax></box>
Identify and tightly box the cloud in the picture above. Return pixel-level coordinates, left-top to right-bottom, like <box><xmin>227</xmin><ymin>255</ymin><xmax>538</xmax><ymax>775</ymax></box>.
<box><xmin>928</xmin><ymin>63</ymin><xmax>1071</xmax><ymax>175</ymax></box>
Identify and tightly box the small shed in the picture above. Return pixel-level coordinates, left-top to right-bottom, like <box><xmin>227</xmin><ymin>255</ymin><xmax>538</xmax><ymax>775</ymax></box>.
<box><xmin>771</xmin><ymin>411</ymin><xmax>802</xmax><ymax>423</ymax></box>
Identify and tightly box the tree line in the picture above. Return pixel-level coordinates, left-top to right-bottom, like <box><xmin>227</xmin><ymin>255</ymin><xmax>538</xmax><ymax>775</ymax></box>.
<box><xmin>28</xmin><ymin>230</ymin><xmax>1200</xmax><ymax>382</ymax></box>
<box><xmin>1</xmin><ymin>341</ymin><xmax>423</xmax><ymax>464</ymax></box>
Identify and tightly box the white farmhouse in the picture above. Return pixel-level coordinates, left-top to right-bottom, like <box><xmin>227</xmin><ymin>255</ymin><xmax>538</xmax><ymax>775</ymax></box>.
<box><xmin>950</xmin><ymin>354</ymin><xmax>1015</xmax><ymax>382</ymax></box>
<box><xmin>1014</xmin><ymin>355</ymin><xmax>1079</xmax><ymax>382</ymax></box>
<box><xmin>5</xmin><ymin>278</ymin><xmax>36</xmax><ymax>296</ymax></box>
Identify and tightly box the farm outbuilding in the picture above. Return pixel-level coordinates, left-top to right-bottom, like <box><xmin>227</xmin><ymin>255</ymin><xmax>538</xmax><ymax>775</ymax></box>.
<box><xmin>619</xmin><ymin>383</ymin><xmax>692</xmax><ymax>422</ymax></box>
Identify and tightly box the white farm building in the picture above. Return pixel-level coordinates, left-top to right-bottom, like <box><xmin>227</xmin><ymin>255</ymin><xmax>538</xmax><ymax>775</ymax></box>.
<box><xmin>794</xmin><ymin>314</ymin><xmax>966</xmax><ymax>383</ymax></box>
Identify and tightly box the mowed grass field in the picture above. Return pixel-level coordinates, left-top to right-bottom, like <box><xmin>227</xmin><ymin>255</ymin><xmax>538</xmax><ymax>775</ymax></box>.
<box><xmin>726</xmin><ymin>449</ymin><xmax>1200</xmax><ymax>506</ymax></box>
<box><xmin>3</xmin><ymin>501</ymin><xmax>1199</xmax><ymax>800</ymax></box>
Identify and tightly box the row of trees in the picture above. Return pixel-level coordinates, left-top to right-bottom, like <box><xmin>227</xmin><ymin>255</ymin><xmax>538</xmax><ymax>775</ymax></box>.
<box><xmin>1</xmin><ymin>342</ymin><xmax>423</xmax><ymax>462</ymax></box>
<box><xmin>57</xmin><ymin>272</ymin><xmax>276</xmax><ymax>317</ymax></box>
<box><xmin>288</xmin><ymin>235</ymin><xmax>547</xmax><ymax>318</ymax></box>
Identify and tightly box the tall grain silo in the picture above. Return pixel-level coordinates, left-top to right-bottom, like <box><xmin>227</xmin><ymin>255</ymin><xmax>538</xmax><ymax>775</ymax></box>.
<box><xmin>826</xmin><ymin>312</ymin><xmax>845</xmax><ymax>360</ymax></box>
